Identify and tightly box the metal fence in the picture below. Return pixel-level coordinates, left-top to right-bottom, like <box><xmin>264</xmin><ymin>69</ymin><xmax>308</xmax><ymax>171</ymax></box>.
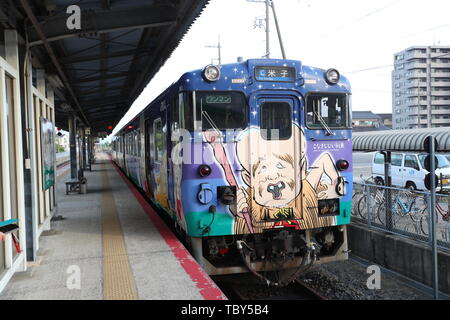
<box><xmin>352</xmin><ymin>182</ymin><xmax>450</xmax><ymax>251</ymax></box>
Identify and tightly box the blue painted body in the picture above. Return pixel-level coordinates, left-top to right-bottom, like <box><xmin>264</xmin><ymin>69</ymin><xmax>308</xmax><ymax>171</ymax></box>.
<box><xmin>112</xmin><ymin>58</ymin><xmax>352</xmax><ymax>238</ymax></box>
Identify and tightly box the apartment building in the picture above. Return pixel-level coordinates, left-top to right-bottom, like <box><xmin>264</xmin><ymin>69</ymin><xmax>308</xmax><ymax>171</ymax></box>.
<box><xmin>392</xmin><ymin>46</ymin><xmax>450</xmax><ymax>129</ymax></box>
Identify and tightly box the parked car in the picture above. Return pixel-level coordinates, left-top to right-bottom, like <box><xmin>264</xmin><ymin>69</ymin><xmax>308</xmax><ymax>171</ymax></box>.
<box><xmin>372</xmin><ymin>152</ymin><xmax>450</xmax><ymax>191</ymax></box>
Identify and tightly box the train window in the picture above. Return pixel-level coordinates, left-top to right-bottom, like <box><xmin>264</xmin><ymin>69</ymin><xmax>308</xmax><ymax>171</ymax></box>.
<box><xmin>134</xmin><ymin>131</ymin><xmax>138</xmax><ymax>156</ymax></box>
<box><xmin>137</xmin><ymin>129</ymin><xmax>141</xmax><ymax>157</ymax></box>
<box><xmin>306</xmin><ymin>93</ymin><xmax>349</xmax><ymax>128</ymax></box>
<box><xmin>130</xmin><ymin>133</ymin><xmax>133</xmax><ymax>155</ymax></box>
<box><xmin>128</xmin><ymin>133</ymin><xmax>131</xmax><ymax>155</ymax></box>
<box><xmin>260</xmin><ymin>102</ymin><xmax>292</xmax><ymax>140</ymax></box>
<box><xmin>179</xmin><ymin>92</ymin><xmax>194</xmax><ymax>131</ymax></box>
<box><xmin>196</xmin><ymin>91</ymin><xmax>246</xmax><ymax>130</ymax></box>
<box><xmin>127</xmin><ymin>134</ymin><xmax>130</xmax><ymax>154</ymax></box>
<box><xmin>154</xmin><ymin>119</ymin><xmax>165</xmax><ymax>162</ymax></box>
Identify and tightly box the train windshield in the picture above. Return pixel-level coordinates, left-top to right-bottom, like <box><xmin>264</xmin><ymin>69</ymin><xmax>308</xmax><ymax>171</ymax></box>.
<box><xmin>196</xmin><ymin>91</ymin><xmax>247</xmax><ymax>130</ymax></box>
<box><xmin>306</xmin><ymin>93</ymin><xmax>349</xmax><ymax>129</ymax></box>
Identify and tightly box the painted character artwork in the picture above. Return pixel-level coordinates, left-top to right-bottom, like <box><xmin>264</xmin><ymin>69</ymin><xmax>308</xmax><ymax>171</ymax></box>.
<box><xmin>205</xmin><ymin>123</ymin><xmax>344</xmax><ymax>235</ymax></box>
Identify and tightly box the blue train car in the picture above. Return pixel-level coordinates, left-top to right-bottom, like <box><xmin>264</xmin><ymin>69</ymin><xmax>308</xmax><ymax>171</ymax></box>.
<box><xmin>112</xmin><ymin>59</ymin><xmax>352</xmax><ymax>285</ymax></box>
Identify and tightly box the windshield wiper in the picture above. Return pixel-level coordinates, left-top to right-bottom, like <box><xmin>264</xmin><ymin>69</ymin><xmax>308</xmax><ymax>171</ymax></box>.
<box><xmin>313</xmin><ymin>100</ymin><xmax>333</xmax><ymax>136</ymax></box>
<box><xmin>202</xmin><ymin>110</ymin><xmax>223</xmax><ymax>138</ymax></box>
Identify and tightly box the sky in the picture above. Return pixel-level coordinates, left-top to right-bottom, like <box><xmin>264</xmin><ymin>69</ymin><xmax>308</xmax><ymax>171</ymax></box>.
<box><xmin>110</xmin><ymin>0</ymin><xmax>450</xmax><ymax>136</ymax></box>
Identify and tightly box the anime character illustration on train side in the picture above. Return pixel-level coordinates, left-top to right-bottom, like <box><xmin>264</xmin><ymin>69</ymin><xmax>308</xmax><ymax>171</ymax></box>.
<box><xmin>205</xmin><ymin>123</ymin><xmax>344</xmax><ymax>235</ymax></box>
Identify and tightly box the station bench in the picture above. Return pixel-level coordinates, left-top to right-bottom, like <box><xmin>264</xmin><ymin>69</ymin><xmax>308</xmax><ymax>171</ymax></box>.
<box><xmin>65</xmin><ymin>178</ymin><xmax>81</xmax><ymax>195</ymax></box>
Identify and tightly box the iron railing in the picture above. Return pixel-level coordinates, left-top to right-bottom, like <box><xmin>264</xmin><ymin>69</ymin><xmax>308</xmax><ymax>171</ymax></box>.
<box><xmin>352</xmin><ymin>182</ymin><xmax>450</xmax><ymax>251</ymax></box>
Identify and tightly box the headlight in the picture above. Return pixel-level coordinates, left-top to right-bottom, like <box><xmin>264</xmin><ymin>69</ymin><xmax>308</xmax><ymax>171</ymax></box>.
<box><xmin>203</xmin><ymin>65</ymin><xmax>221</xmax><ymax>82</ymax></box>
<box><xmin>325</xmin><ymin>68</ymin><xmax>340</xmax><ymax>85</ymax></box>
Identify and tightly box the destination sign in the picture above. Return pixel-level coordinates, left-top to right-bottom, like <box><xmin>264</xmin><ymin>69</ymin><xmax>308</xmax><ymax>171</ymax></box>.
<box><xmin>255</xmin><ymin>66</ymin><xmax>295</xmax><ymax>82</ymax></box>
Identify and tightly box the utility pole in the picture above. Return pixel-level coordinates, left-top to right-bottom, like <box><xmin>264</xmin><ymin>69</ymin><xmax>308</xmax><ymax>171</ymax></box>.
<box><xmin>270</xmin><ymin>0</ymin><xmax>286</xmax><ymax>59</ymax></box>
<box><xmin>265</xmin><ymin>0</ymin><xmax>270</xmax><ymax>58</ymax></box>
<box><xmin>205</xmin><ymin>35</ymin><xmax>222</xmax><ymax>65</ymax></box>
<box><xmin>247</xmin><ymin>0</ymin><xmax>286</xmax><ymax>59</ymax></box>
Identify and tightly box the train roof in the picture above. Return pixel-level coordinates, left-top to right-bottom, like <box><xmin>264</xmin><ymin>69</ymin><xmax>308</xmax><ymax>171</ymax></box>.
<box><xmin>178</xmin><ymin>59</ymin><xmax>351</xmax><ymax>93</ymax></box>
<box><xmin>114</xmin><ymin>58</ymin><xmax>351</xmax><ymax>135</ymax></box>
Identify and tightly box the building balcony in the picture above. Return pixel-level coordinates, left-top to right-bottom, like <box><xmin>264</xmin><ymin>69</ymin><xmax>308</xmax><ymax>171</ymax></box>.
<box><xmin>407</xmin><ymin>62</ymin><xmax>428</xmax><ymax>69</ymax></box>
<box><xmin>405</xmin><ymin>72</ymin><xmax>427</xmax><ymax>79</ymax></box>
<box><xmin>431</xmin><ymin>118</ymin><xmax>450</xmax><ymax>125</ymax></box>
<box><xmin>431</xmin><ymin>62</ymin><xmax>450</xmax><ymax>68</ymax></box>
<box><xmin>431</xmin><ymin>90</ymin><xmax>450</xmax><ymax>96</ymax></box>
<box><xmin>406</xmin><ymin>51</ymin><xmax>427</xmax><ymax>59</ymax></box>
<box><xmin>431</xmin><ymin>100</ymin><xmax>450</xmax><ymax>105</ymax></box>
<box><xmin>431</xmin><ymin>81</ymin><xmax>450</xmax><ymax>87</ymax></box>
<box><xmin>405</xmin><ymin>82</ymin><xmax>427</xmax><ymax>88</ymax></box>
<box><xmin>430</xmin><ymin>109</ymin><xmax>450</xmax><ymax>115</ymax></box>
<box><xmin>430</xmin><ymin>51</ymin><xmax>450</xmax><ymax>58</ymax></box>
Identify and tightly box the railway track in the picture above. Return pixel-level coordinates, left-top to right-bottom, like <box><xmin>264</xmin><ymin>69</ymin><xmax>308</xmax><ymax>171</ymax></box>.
<box><xmin>212</xmin><ymin>274</ymin><xmax>327</xmax><ymax>300</ymax></box>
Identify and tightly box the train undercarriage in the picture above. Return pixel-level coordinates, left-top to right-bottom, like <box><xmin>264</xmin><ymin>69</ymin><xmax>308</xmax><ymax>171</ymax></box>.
<box><xmin>189</xmin><ymin>225</ymin><xmax>349</xmax><ymax>287</ymax></box>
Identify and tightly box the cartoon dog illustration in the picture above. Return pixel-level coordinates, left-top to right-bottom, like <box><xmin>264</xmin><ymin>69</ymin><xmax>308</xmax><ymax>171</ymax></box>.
<box><xmin>231</xmin><ymin>124</ymin><xmax>342</xmax><ymax>234</ymax></box>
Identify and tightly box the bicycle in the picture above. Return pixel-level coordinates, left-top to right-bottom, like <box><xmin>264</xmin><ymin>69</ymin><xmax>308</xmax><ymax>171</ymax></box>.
<box><xmin>353</xmin><ymin>175</ymin><xmax>385</xmax><ymax>221</ymax></box>
<box><xmin>376</xmin><ymin>188</ymin><xmax>425</xmax><ymax>229</ymax></box>
<box><xmin>419</xmin><ymin>196</ymin><xmax>450</xmax><ymax>236</ymax></box>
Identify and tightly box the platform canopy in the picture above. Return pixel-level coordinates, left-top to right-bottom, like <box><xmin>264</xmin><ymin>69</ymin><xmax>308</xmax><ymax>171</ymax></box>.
<box><xmin>353</xmin><ymin>128</ymin><xmax>450</xmax><ymax>153</ymax></box>
<box><xmin>9</xmin><ymin>0</ymin><xmax>209</xmax><ymax>136</ymax></box>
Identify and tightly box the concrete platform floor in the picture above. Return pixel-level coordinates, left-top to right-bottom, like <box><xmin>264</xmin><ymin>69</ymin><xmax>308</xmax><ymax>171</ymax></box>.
<box><xmin>0</xmin><ymin>153</ymin><xmax>226</xmax><ymax>300</ymax></box>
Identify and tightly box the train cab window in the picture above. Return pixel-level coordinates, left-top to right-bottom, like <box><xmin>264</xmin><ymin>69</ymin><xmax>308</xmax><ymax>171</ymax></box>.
<box><xmin>196</xmin><ymin>91</ymin><xmax>246</xmax><ymax>130</ymax></box>
<box><xmin>306</xmin><ymin>93</ymin><xmax>349</xmax><ymax>128</ymax></box>
<box><xmin>260</xmin><ymin>102</ymin><xmax>292</xmax><ymax>140</ymax></box>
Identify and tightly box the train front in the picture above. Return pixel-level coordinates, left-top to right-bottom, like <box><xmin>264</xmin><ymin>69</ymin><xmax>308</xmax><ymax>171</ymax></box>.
<box><xmin>177</xmin><ymin>59</ymin><xmax>352</xmax><ymax>285</ymax></box>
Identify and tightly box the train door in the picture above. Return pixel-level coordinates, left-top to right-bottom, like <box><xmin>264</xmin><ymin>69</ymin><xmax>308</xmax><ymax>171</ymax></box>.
<box><xmin>121</xmin><ymin>133</ymin><xmax>126</xmax><ymax>169</ymax></box>
<box><xmin>144</xmin><ymin>118</ymin><xmax>155</xmax><ymax>199</ymax></box>
<box><xmin>152</xmin><ymin>117</ymin><xmax>169</xmax><ymax>209</ymax></box>
<box><xmin>241</xmin><ymin>95</ymin><xmax>303</xmax><ymax>232</ymax></box>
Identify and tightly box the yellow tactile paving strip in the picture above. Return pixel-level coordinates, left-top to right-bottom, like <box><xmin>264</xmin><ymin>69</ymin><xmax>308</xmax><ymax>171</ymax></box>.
<box><xmin>101</xmin><ymin>163</ymin><xmax>138</xmax><ymax>300</ymax></box>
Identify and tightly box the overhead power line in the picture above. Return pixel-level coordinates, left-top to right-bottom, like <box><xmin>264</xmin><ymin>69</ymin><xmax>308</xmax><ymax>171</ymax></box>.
<box><xmin>345</xmin><ymin>52</ymin><xmax>450</xmax><ymax>74</ymax></box>
<box><xmin>312</xmin><ymin>0</ymin><xmax>402</xmax><ymax>41</ymax></box>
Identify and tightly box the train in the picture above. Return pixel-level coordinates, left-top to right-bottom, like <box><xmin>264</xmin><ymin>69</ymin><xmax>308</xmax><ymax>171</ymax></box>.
<box><xmin>111</xmin><ymin>58</ymin><xmax>353</xmax><ymax>286</ymax></box>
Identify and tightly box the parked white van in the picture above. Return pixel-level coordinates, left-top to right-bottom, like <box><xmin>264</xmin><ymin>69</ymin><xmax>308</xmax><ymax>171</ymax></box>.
<box><xmin>372</xmin><ymin>152</ymin><xmax>450</xmax><ymax>191</ymax></box>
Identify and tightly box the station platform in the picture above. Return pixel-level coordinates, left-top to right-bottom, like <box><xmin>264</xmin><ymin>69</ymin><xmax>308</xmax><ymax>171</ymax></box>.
<box><xmin>0</xmin><ymin>153</ymin><xmax>226</xmax><ymax>300</ymax></box>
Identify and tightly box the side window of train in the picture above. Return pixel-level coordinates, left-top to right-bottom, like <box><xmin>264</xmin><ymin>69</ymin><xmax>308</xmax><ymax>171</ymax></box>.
<box><xmin>134</xmin><ymin>131</ymin><xmax>138</xmax><ymax>156</ymax></box>
<box><xmin>178</xmin><ymin>92</ymin><xmax>193</xmax><ymax>131</ymax></box>
<box><xmin>172</xmin><ymin>95</ymin><xmax>180</xmax><ymax>131</ymax></box>
<box><xmin>260</xmin><ymin>102</ymin><xmax>292</xmax><ymax>140</ymax></box>
<box><xmin>130</xmin><ymin>133</ymin><xmax>133</xmax><ymax>155</ymax></box>
<box><xmin>128</xmin><ymin>133</ymin><xmax>132</xmax><ymax>155</ymax></box>
<box><xmin>137</xmin><ymin>129</ymin><xmax>141</xmax><ymax>157</ymax></box>
<box><xmin>154</xmin><ymin>119</ymin><xmax>164</xmax><ymax>163</ymax></box>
